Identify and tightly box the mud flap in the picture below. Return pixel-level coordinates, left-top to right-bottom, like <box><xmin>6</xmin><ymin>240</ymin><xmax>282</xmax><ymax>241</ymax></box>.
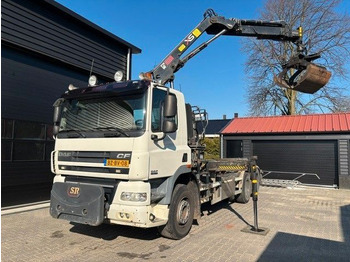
<box><xmin>50</xmin><ymin>182</ymin><xmax>104</xmax><ymax>226</ymax></box>
<box><xmin>274</xmin><ymin>63</ymin><xmax>331</xmax><ymax>94</ymax></box>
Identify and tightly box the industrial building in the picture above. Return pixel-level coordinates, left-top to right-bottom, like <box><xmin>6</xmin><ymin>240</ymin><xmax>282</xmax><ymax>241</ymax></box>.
<box><xmin>1</xmin><ymin>0</ymin><xmax>141</xmax><ymax>205</ymax></box>
<box><xmin>221</xmin><ymin>113</ymin><xmax>350</xmax><ymax>189</ymax></box>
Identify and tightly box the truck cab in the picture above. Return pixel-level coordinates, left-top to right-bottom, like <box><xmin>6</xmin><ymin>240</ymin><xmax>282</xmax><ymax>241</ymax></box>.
<box><xmin>50</xmin><ymin>80</ymin><xmax>193</xmax><ymax>229</ymax></box>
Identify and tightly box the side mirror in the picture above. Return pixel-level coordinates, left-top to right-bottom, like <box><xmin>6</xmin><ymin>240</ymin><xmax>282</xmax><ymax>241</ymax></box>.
<box><xmin>53</xmin><ymin>98</ymin><xmax>64</xmax><ymax>136</ymax></box>
<box><xmin>162</xmin><ymin>94</ymin><xmax>177</xmax><ymax>133</ymax></box>
<box><xmin>163</xmin><ymin>94</ymin><xmax>177</xmax><ymax>117</ymax></box>
<box><xmin>152</xmin><ymin>93</ymin><xmax>178</xmax><ymax>142</ymax></box>
<box><xmin>53</xmin><ymin>105</ymin><xmax>61</xmax><ymax>124</ymax></box>
<box><xmin>53</xmin><ymin>125</ymin><xmax>60</xmax><ymax>136</ymax></box>
<box><xmin>162</xmin><ymin>120</ymin><xmax>177</xmax><ymax>133</ymax></box>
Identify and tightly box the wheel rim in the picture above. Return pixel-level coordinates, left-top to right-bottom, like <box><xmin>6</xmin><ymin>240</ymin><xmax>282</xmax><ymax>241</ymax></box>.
<box><xmin>177</xmin><ymin>198</ymin><xmax>190</xmax><ymax>225</ymax></box>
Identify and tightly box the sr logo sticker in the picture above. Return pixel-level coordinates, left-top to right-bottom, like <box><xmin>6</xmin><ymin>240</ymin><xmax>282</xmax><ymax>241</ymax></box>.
<box><xmin>67</xmin><ymin>186</ymin><xmax>80</xmax><ymax>197</ymax></box>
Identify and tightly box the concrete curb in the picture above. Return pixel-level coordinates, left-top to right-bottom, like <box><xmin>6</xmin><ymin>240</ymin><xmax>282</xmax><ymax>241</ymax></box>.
<box><xmin>1</xmin><ymin>201</ymin><xmax>50</xmax><ymax>216</ymax></box>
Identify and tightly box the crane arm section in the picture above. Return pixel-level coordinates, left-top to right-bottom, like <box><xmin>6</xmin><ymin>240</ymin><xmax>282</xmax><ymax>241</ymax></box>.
<box><xmin>144</xmin><ymin>9</ymin><xmax>330</xmax><ymax>94</ymax></box>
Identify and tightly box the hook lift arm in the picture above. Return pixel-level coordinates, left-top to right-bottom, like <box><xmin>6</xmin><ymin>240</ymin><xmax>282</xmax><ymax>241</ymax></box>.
<box><xmin>142</xmin><ymin>9</ymin><xmax>331</xmax><ymax>94</ymax></box>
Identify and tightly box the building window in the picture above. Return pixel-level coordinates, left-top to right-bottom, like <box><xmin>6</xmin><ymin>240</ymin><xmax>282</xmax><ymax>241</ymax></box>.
<box><xmin>2</xmin><ymin>141</ymin><xmax>12</xmax><ymax>161</ymax></box>
<box><xmin>46</xmin><ymin>125</ymin><xmax>54</xmax><ymax>140</ymax></box>
<box><xmin>15</xmin><ymin>121</ymin><xmax>46</xmax><ymax>140</ymax></box>
<box><xmin>1</xmin><ymin>118</ymin><xmax>54</xmax><ymax>162</ymax></box>
<box><xmin>226</xmin><ymin>140</ymin><xmax>243</xmax><ymax>158</ymax></box>
<box><xmin>13</xmin><ymin>141</ymin><xmax>45</xmax><ymax>160</ymax></box>
<box><xmin>45</xmin><ymin>143</ymin><xmax>54</xmax><ymax>161</ymax></box>
<box><xmin>2</xmin><ymin>119</ymin><xmax>14</xmax><ymax>139</ymax></box>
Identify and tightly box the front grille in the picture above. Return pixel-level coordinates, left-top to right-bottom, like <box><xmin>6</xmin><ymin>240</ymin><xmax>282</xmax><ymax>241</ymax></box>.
<box><xmin>58</xmin><ymin>165</ymin><xmax>129</xmax><ymax>174</ymax></box>
<box><xmin>57</xmin><ymin>151</ymin><xmax>131</xmax><ymax>175</ymax></box>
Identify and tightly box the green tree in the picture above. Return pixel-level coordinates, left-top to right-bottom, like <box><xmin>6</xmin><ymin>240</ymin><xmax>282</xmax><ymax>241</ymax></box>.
<box><xmin>203</xmin><ymin>137</ymin><xmax>220</xmax><ymax>160</ymax></box>
<box><xmin>243</xmin><ymin>0</ymin><xmax>350</xmax><ymax>115</ymax></box>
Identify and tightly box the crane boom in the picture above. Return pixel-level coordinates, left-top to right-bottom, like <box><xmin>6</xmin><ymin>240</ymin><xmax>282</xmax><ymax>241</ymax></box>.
<box><xmin>143</xmin><ymin>9</ymin><xmax>331</xmax><ymax>94</ymax></box>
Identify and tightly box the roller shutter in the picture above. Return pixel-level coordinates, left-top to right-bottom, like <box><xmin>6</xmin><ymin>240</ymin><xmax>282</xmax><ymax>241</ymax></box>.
<box><xmin>253</xmin><ymin>140</ymin><xmax>338</xmax><ymax>186</ymax></box>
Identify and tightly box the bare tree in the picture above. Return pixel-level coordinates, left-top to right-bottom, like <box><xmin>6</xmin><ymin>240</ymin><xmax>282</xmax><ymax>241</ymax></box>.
<box><xmin>243</xmin><ymin>0</ymin><xmax>350</xmax><ymax>116</ymax></box>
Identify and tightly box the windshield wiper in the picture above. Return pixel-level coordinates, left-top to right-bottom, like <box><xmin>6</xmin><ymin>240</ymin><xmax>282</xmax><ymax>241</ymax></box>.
<box><xmin>59</xmin><ymin>129</ymin><xmax>86</xmax><ymax>138</ymax></box>
<box><xmin>92</xmin><ymin>127</ymin><xmax>130</xmax><ymax>137</ymax></box>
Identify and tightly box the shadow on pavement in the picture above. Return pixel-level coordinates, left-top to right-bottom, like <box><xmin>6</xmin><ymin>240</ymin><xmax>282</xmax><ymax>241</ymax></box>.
<box><xmin>225</xmin><ymin>203</ymin><xmax>252</xmax><ymax>227</ymax></box>
<box><xmin>341</xmin><ymin>204</ymin><xmax>350</xmax><ymax>243</ymax></box>
<box><xmin>258</xmin><ymin>232</ymin><xmax>348</xmax><ymax>261</ymax></box>
<box><xmin>258</xmin><ymin>204</ymin><xmax>350</xmax><ymax>261</ymax></box>
<box><xmin>69</xmin><ymin>222</ymin><xmax>161</xmax><ymax>241</ymax></box>
<box><xmin>201</xmin><ymin>200</ymin><xmax>253</xmax><ymax>227</ymax></box>
<box><xmin>68</xmin><ymin>200</ymin><xmax>253</xmax><ymax>241</ymax></box>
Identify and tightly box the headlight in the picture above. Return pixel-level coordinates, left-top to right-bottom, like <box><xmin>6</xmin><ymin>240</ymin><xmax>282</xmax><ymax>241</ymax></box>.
<box><xmin>121</xmin><ymin>192</ymin><xmax>147</xmax><ymax>202</ymax></box>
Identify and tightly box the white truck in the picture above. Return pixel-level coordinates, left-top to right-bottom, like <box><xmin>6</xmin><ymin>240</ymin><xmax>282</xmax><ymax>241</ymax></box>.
<box><xmin>50</xmin><ymin>9</ymin><xmax>330</xmax><ymax>239</ymax></box>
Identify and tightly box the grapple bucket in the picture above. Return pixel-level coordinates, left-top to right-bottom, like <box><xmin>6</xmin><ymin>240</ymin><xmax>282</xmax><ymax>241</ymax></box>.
<box><xmin>274</xmin><ymin>63</ymin><xmax>331</xmax><ymax>94</ymax></box>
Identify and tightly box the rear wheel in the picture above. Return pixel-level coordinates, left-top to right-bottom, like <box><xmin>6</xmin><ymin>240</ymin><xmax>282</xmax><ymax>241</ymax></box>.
<box><xmin>235</xmin><ymin>172</ymin><xmax>252</xmax><ymax>203</ymax></box>
<box><xmin>158</xmin><ymin>184</ymin><xmax>194</xmax><ymax>240</ymax></box>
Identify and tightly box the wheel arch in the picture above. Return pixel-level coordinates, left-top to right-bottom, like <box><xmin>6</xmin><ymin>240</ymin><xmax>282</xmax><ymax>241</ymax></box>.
<box><xmin>157</xmin><ymin>166</ymin><xmax>198</xmax><ymax>205</ymax></box>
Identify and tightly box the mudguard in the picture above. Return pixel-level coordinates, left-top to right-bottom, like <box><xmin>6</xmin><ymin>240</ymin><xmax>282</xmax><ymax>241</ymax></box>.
<box><xmin>50</xmin><ymin>182</ymin><xmax>105</xmax><ymax>226</ymax></box>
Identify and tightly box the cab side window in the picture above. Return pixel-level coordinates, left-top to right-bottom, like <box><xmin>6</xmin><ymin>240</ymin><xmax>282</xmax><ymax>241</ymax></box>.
<box><xmin>151</xmin><ymin>88</ymin><xmax>167</xmax><ymax>132</ymax></box>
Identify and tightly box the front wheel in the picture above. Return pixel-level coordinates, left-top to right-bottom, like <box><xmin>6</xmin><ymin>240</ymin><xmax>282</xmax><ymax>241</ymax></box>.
<box><xmin>158</xmin><ymin>184</ymin><xmax>194</xmax><ymax>240</ymax></box>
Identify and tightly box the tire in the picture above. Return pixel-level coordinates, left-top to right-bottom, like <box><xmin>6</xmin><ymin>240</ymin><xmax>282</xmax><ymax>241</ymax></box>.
<box><xmin>235</xmin><ymin>172</ymin><xmax>252</xmax><ymax>204</ymax></box>
<box><xmin>158</xmin><ymin>184</ymin><xmax>194</xmax><ymax>240</ymax></box>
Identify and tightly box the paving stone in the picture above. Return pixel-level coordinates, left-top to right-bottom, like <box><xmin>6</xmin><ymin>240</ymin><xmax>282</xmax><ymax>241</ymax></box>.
<box><xmin>2</xmin><ymin>186</ymin><xmax>350</xmax><ymax>262</ymax></box>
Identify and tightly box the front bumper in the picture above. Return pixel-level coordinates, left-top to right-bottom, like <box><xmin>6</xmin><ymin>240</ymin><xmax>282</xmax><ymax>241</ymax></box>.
<box><xmin>50</xmin><ymin>182</ymin><xmax>104</xmax><ymax>226</ymax></box>
<box><xmin>50</xmin><ymin>180</ymin><xmax>169</xmax><ymax>228</ymax></box>
<box><xmin>107</xmin><ymin>203</ymin><xmax>169</xmax><ymax>228</ymax></box>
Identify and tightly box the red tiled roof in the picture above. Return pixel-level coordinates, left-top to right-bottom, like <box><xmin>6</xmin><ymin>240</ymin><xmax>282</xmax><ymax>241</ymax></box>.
<box><xmin>221</xmin><ymin>112</ymin><xmax>350</xmax><ymax>134</ymax></box>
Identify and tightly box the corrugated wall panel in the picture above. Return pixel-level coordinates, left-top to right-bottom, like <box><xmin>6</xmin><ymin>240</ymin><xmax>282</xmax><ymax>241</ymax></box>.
<box><xmin>1</xmin><ymin>0</ymin><xmax>128</xmax><ymax>78</ymax></box>
<box><xmin>243</xmin><ymin>139</ymin><xmax>251</xmax><ymax>158</ymax></box>
<box><xmin>2</xmin><ymin>6</ymin><xmax>127</xmax><ymax>65</ymax></box>
<box><xmin>339</xmin><ymin>140</ymin><xmax>349</xmax><ymax>176</ymax></box>
<box><xmin>1</xmin><ymin>45</ymin><xmax>92</xmax><ymax>123</ymax></box>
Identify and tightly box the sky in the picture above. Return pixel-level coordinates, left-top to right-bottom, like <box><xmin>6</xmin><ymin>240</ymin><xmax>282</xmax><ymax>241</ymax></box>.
<box><xmin>55</xmin><ymin>0</ymin><xmax>349</xmax><ymax>119</ymax></box>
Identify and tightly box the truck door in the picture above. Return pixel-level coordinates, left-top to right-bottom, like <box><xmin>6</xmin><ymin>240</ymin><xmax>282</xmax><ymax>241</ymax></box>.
<box><xmin>148</xmin><ymin>88</ymin><xmax>184</xmax><ymax>178</ymax></box>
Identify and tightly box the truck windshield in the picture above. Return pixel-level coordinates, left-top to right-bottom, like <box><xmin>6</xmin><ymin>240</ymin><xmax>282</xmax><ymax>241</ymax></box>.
<box><xmin>58</xmin><ymin>93</ymin><xmax>146</xmax><ymax>138</ymax></box>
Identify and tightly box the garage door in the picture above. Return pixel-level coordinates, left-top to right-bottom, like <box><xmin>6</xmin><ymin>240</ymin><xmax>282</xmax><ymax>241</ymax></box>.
<box><xmin>253</xmin><ymin>140</ymin><xmax>338</xmax><ymax>187</ymax></box>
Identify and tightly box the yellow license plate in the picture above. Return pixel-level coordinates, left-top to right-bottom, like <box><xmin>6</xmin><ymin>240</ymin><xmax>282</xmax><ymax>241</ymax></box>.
<box><xmin>105</xmin><ymin>159</ymin><xmax>129</xmax><ymax>167</ymax></box>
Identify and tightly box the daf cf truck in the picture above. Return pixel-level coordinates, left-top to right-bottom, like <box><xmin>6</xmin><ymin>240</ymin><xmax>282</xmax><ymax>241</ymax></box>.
<box><xmin>50</xmin><ymin>9</ymin><xmax>331</xmax><ymax>239</ymax></box>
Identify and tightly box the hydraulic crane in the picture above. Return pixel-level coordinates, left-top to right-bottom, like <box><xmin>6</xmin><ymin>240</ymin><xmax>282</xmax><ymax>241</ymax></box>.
<box><xmin>142</xmin><ymin>9</ymin><xmax>331</xmax><ymax>94</ymax></box>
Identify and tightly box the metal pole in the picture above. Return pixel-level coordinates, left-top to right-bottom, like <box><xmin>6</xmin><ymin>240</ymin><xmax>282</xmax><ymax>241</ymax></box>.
<box><xmin>241</xmin><ymin>160</ymin><xmax>269</xmax><ymax>235</ymax></box>
<box><xmin>251</xmin><ymin>167</ymin><xmax>259</xmax><ymax>231</ymax></box>
<box><xmin>253</xmin><ymin>199</ymin><xmax>258</xmax><ymax>231</ymax></box>
<box><xmin>126</xmin><ymin>48</ymin><xmax>131</xmax><ymax>80</ymax></box>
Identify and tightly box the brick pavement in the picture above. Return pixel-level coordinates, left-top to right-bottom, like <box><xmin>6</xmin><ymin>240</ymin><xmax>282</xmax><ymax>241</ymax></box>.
<box><xmin>2</xmin><ymin>186</ymin><xmax>350</xmax><ymax>262</ymax></box>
